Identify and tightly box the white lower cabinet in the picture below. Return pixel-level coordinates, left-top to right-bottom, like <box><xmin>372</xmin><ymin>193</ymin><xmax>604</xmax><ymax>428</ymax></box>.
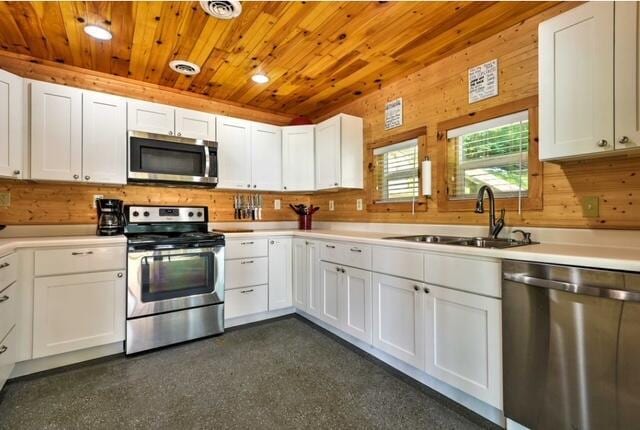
<box><xmin>320</xmin><ymin>262</ymin><xmax>341</xmax><ymax>326</ymax></box>
<box><xmin>423</xmin><ymin>284</ymin><xmax>502</xmax><ymax>409</ymax></box>
<box><xmin>0</xmin><ymin>326</ymin><xmax>16</xmax><ymax>390</ymax></box>
<box><xmin>372</xmin><ymin>273</ymin><xmax>425</xmax><ymax>369</ymax></box>
<box><xmin>341</xmin><ymin>266</ymin><xmax>372</xmax><ymax>344</ymax></box>
<box><xmin>32</xmin><ymin>270</ymin><xmax>126</xmax><ymax>358</ymax></box>
<box><xmin>225</xmin><ymin>285</ymin><xmax>268</xmax><ymax>319</ymax></box>
<box><xmin>268</xmin><ymin>238</ymin><xmax>292</xmax><ymax>311</ymax></box>
<box><xmin>292</xmin><ymin>239</ymin><xmax>307</xmax><ymax>309</ymax></box>
<box><xmin>292</xmin><ymin>239</ymin><xmax>322</xmax><ymax>318</ymax></box>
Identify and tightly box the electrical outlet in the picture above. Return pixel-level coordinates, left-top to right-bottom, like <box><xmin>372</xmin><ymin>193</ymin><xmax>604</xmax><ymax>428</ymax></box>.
<box><xmin>274</xmin><ymin>199</ymin><xmax>281</xmax><ymax>210</ymax></box>
<box><xmin>0</xmin><ymin>191</ymin><xmax>10</xmax><ymax>208</ymax></box>
<box><xmin>93</xmin><ymin>194</ymin><xmax>104</xmax><ymax>209</ymax></box>
<box><xmin>329</xmin><ymin>200</ymin><xmax>335</xmax><ymax>211</ymax></box>
<box><xmin>581</xmin><ymin>196</ymin><xmax>599</xmax><ymax>218</ymax></box>
<box><xmin>356</xmin><ymin>198</ymin><xmax>363</xmax><ymax>211</ymax></box>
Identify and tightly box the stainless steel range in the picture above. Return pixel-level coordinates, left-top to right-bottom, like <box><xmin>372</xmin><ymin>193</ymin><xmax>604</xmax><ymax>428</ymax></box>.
<box><xmin>124</xmin><ymin>205</ymin><xmax>225</xmax><ymax>354</ymax></box>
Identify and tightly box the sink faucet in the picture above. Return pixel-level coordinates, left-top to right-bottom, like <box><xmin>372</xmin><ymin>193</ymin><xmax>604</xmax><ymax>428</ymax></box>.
<box><xmin>474</xmin><ymin>185</ymin><xmax>505</xmax><ymax>239</ymax></box>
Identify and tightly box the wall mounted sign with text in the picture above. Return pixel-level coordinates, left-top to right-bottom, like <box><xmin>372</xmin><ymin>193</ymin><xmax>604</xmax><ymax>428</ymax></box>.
<box><xmin>468</xmin><ymin>59</ymin><xmax>498</xmax><ymax>103</ymax></box>
<box><xmin>384</xmin><ymin>97</ymin><xmax>403</xmax><ymax>130</ymax></box>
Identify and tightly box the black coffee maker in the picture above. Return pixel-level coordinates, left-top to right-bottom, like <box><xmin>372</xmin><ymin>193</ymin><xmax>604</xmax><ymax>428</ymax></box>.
<box><xmin>96</xmin><ymin>199</ymin><xmax>125</xmax><ymax>236</ymax></box>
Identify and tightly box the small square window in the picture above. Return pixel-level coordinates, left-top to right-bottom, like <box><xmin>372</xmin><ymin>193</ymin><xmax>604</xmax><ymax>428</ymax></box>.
<box><xmin>373</xmin><ymin>139</ymin><xmax>419</xmax><ymax>203</ymax></box>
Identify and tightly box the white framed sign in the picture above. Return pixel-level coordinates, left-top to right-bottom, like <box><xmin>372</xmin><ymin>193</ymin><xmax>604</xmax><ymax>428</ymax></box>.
<box><xmin>468</xmin><ymin>59</ymin><xmax>498</xmax><ymax>103</ymax></box>
<box><xmin>384</xmin><ymin>97</ymin><xmax>403</xmax><ymax>130</ymax></box>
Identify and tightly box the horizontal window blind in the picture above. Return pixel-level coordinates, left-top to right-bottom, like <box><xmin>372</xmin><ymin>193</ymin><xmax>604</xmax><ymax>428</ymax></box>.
<box><xmin>373</xmin><ymin>139</ymin><xmax>419</xmax><ymax>202</ymax></box>
<box><xmin>447</xmin><ymin>111</ymin><xmax>529</xmax><ymax>200</ymax></box>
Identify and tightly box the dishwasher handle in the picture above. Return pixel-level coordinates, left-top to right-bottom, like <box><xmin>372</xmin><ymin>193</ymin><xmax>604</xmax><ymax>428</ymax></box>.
<box><xmin>504</xmin><ymin>272</ymin><xmax>640</xmax><ymax>302</ymax></box>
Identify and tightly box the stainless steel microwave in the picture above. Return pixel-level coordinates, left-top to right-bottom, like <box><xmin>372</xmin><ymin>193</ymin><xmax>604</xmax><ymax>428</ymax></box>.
<box><xmin>128</xmin><ymin>131</ymin><xmax>218</xmax><ymax>187</ymax></box>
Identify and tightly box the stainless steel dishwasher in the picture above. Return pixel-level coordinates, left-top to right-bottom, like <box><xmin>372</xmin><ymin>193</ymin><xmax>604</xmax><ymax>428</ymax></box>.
<box><xmin>502</xmin><ymin>260</ymin><xmax>640</xmax><ymax>430</ymax></box>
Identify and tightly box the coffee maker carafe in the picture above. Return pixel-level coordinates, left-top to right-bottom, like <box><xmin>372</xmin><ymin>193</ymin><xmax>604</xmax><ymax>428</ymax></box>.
<box><xmin>96</xmin><ymin>199</ymin><xmax>125</xmax><ymax>236</ymax></box>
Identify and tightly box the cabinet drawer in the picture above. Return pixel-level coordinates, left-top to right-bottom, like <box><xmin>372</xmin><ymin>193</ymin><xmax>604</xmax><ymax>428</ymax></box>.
<box><xmin>225</xmin><ymin>285</ymin><xmax>268</xmax><ymax>319</ymax></box>
<box><xmin>0</xmin><ymin>326</ymin><xmax>16</xmax><ymax>387</ymax></box>
<box><xmin>425</xmin><ymin>254</ymin><xmax>501</xmax><ymax>298</ymax></box>
<box><xmin>0</xmin><ymin>253</ymin><xmax>17</xmax><ymax>289</ymax></box>
<box><xmin>320</xmin><ymin>242</ymin><xmax>371</xmax><ymax>270</ymax></box>
<box><xmin>226</xmin><ymin>239</ymin><xmax>268</xmax><ymax>260</ymax></box>
<box><xmin>372</xmin><ymin>246</ymin><xmax>424</xmax><ymax>281</ymax></box>
<box><xmin>35</xmin><ymin>245</ymin><xmax>126</xmax><ymax>277</ymax></box>
<box><xmin>0</xmin><ymin>283</ymin><xmax>16</xmax><ymax>343</ymax></box>
<box><xmin>225</xmin><ymin>257</ymin><xmax>268</xmax><ymax>290</ymax></box>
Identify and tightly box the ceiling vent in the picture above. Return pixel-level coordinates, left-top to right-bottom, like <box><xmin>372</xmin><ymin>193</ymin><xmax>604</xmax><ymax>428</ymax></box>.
<box><xmin>200</xmin><ymin>0</ymin><xmax>242</xmax><ymax>20</ymax></box>
<box><xmin>169</xmin><ymin>60</ymin><xmax>201</xmax><ymax>76</ymax></box>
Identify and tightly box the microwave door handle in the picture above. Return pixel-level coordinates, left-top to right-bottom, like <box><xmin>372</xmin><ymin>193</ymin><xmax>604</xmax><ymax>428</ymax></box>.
<box><xmin>204</xmin><ymin>145</ymin><xmax>211</xmax><ymax>178</ymax></box>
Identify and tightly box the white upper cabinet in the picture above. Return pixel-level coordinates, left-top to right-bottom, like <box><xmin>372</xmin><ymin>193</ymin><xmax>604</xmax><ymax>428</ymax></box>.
<box><xmin>127</xmin><ymin>100</ymin><xmax>175</xmax><ymax>135</ymax></box>
<box><xmin>251</xmin><ymin>123</ymin><xmax>282</xmax><ymax>191</ymax></box>
<box><xmin>175</xmin><ymin>107</ymin><xmax>216</xmax><ymax>140</ymax></box>
<box><xmin>539</xmin><ymin>2</ymin><xmax>629</xmax><ymax>161</ymax></box>
<box><xmin>82</xmin><ymin>90</ymin><xmax>127</xmax><ymax>184</ymax></box>
<box><xmin>614</xmin><ymin>1</ymin><xmax>640</xmax><ymax>150</ymax></box>
<box><xmin>216</xmin><ymin>115</ymin><xmax>252</xmax><ymax>189</ymax></box>
<box><xmin>282</xmin><ymin>125</ymin><xmax>315</xmax><ymax>191</ymax></box>
<box><xmin>0</xmin><ymin>69</ymin><xmax>24</xmax><ymax>179</ymax></box>
<box><xmin>315</xmin><ymin>114</ymin><xmax>363</xmax><ymax>190</ymax></box>
<box><xmin>30</xmin><ymin>81</ymin><xmax>83</xmax><ymax>182</ymax></box>
<box><xmin>268</xmin><ymin>238</ymin><xmax>292</xmax><ymax>311</ymax></box>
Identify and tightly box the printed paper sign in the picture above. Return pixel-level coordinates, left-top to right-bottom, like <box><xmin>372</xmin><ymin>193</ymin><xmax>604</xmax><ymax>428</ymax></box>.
<box><xmin>468</xmin><ymin>59</ymin><xmax>498</xmax><ymax>103</ymax></box>
<box><xmin>384</xmin><ymin>98</ymin><xmax>403</xmax><ymax>130</ymax></box>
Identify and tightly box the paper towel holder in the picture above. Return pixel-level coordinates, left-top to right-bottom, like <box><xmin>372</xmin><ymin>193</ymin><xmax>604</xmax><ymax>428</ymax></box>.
<box><xmin>421</xmin><ymin>156</ymin><xmax>432</xmax><ymax>197</ymax></box>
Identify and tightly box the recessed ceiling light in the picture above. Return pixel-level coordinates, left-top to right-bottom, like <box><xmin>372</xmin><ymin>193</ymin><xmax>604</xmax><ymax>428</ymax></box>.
<box><xmin>169</xmin><ymin>60</ymin><xmax>201</xmax><ymax>76</ymax></box>
<box><xmin>84</xmin><ymin>25</ymin><xmax>112</xmax><ymax>41</ymax></box>
<box><xmin>252</xmin><ymin>74</ymin><xmax>269</xmax><ymax>84</ymax></box>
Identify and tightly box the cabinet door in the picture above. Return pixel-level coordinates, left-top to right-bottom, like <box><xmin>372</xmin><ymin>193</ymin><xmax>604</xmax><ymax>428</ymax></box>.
<box><xmin>0</xmin><ymin>69</ymin><xmax>23</xmax><ymax>179</ymax></box>
<box><xmin>251</xmin><ymin>123</ymin><xmax>282</xmax><ymax>191</ymax></box>
<box><xmin>372</xmin><ymin>273</ymin><xmax>424</xmax><ymax>369</ymax></box>
<box><xmin>82</xmin><ymin>91</ymin><xmax>127</xmax><ymax>184</ymax></box>
<box><xmin>30</xmin><ymin>81</ymin><xmax>83</xmax><ymax>181</ymax></box>
<box><xmin>268</xmin><ymin>238</ymin><xmax>292</xmax><ymax>311</ymax></box>
<box><xmin>216</xmin><ymin>115</ymin><xmax>252</xmax><ymax>189</ymax></box>
<box><xmin>127</xmin><ymin>100</ymin><xmax>175</xmax><ymax>135</ymax></box>
<box><xmin>175</xmin><ymin>107</ymin><xmax>215</xmax><ymax>140</ymax></box>
<box><xmin>341</xmin><ymin>266</ymin><xmax>372</xmax><ymax>344</ymax></box>
<box><xmin>424</xmin><ymin>285</ymin><xmax>502</xmax><ymax>409</ymax></box>
<box><xmin>315</xmin><ymin>116</ymin><xmax>341</xmax><ymax>189</ymax></box>
<box><xmin>539</xmin><ymin>2</ymin><xmax>614</xmax><ymax>160</ymax></box>
<box><xmin>33</xmin><ymin>270</ymin><xmax>126</xmax><ymax>358</ymax></box>
<box><xmin>282</xmin><ymin>125</ymin><xmax>315</xmax><ymax>191</ymax></box>
<box><xmin>292</xmin><ymin>239</ymin><xmax>307</xmax><ymax>310</ymax></box>
<box><xmin>319</xmin><ymin>261</ymin><xmax>342</xmax><ymax>328</ymax></box>
<box><xmin>614</xmin><ymin>1</ymin><xmax>640</xmax><ymax>150</ymax></box>
<box><xmin>306</xmin><ymin>240</ymin><xmax>323</xmax><ymax>318</ymax></box>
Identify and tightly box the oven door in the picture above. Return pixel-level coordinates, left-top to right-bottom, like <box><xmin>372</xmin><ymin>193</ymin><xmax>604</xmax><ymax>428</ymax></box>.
<box><xmin>127</xmin><ymin>245</ymin><xmax>224</xmax><ymax>318</ymax></box>
<box><xmin>128</xmin><ymin>130</ymin><xmax>218</xmax><ymax>186</ymax></box>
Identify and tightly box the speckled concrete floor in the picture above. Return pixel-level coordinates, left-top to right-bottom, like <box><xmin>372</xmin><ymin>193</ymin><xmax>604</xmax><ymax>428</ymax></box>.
<box><xmin>0</xmin><ymin>316</ymin><xmax>494</xmax><ymax>430</ymax></box>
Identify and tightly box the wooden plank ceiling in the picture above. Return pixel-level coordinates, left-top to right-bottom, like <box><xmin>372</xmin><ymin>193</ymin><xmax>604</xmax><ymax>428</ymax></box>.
<box><xmin>0</xmin><ymin>1</ymin><xmax>559</xmax><ymax>118</ymax></box>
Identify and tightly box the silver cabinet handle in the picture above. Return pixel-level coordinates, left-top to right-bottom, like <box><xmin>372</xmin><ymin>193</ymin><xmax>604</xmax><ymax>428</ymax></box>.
<box><xmin>73</xmin><ymin>174</ymin><xmax>80</xmax><ymax>179</ymax></box>
<box><xmin>0</xmin><ymin>262</ymin><xmax>9</xmax><ymax>269</ymax></box>
<box><xmin>334</xmin><ymin>182</ymin><xmax>338</xmax><ymax>186</ymax></box>
<box><xmin>413</xmin><ymin>285</ymin><xmax>420</xmax><ymax>291</ymax></box>
<box><xmin>618</xmin><ymin>136</ymin><xmax>630</xmax><ymax>144</ymax></box>
<box><xmin>177</xmin><ymin>132</ymin><xmax>182</xmax><ymax>137</ymax></box>
<box><xmin>168</xmin><ymin>131</ymin><xmax>174</xmax><ymax>135</ymax></box>
<box><xmin>423</xmin><ymin>287</ymin><xmax>430</xmax><ymax>294</ymax></box>
<box><xmin>350</xmin><ymin>247</ymin><xmax>362</xmax><ymax>253</ymax></box>
<box><xmin>240</xmin><ymin>241</ymin><xmax>254</xmax><ymax>245</ymax></box>
<box><xmin>325</xmin><ymin>245</ymin><xmax>336</xmax><ymax>249</ymax></box>
<box><xmin>71</xmin><ymin>251</ymin><xmax>94</xmax><ymax>256</ymax></box>
<box><xmin>0</xmin><ymin>345</ymin><xmax>7</xmax><ymax>354</ymax></box>
<box><xmin>283</xmin><ymin>186</ymin><xmax>287</xmax><ymax>190</ymax></box>
<box><xmin>305</xmin><ymin>241</ymin><xmax>310</xmax><ymax>245</ymax></box>
<box><xmin>84</xmin><ymin>175</ymin><xmax>90</xmax><ymax>180</ymax></box>
<box><xmin>117</xmin><ymin>272</ymin><xmax>123</xmax><ymax>278</ymax></box>
<box><xmin>240</xmin><ymin>289</ymin><xmax>254</xmax><ymax>294</ymax></box>
<box><xmin>597</xmin><ymin>139</ymin><xmax>608</xmax><ymax>147</ymax></box>
<box><xmin>241</xmin><ymin>260</ymin><xmax>254</xmax><ymax>265</ymax></box>
<box><xmin>247</xmin><ymin>184</ymin><xmax>251</xmax><ymax>188</ymax></box>
<box><xmin>13</xmin><ymin>170</ymin><xmax>20</xmax><ymax>175</ymax></box>
<box><xmin>0</xmin><ymin>295</ymin><xmax>9</xmax><ymax>303</ymax></box>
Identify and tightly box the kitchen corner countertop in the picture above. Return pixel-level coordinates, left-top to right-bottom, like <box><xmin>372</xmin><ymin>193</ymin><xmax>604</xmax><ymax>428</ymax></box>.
<box><xmin>221</xmin><ymin>229</ymin><xmax>640</xmax><ymax>272</ymax></box>
<box><xmin>0</xmin><ymin>235</ymin><xmax>127</xmax><ymax>257</ymax></box>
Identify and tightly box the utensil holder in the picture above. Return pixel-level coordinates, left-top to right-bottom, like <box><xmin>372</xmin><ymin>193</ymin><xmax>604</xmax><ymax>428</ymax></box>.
<box><xmin>298</xmin><ymin>214</ymin><xmax>313</xmax><ymax>230</ymax></box>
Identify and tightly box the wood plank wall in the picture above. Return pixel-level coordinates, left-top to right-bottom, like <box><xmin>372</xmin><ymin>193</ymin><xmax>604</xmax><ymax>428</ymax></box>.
<box><xmin>309</xmin><ymin>3</ymin><xmax>640</xmax><ymax>230</ymax></box>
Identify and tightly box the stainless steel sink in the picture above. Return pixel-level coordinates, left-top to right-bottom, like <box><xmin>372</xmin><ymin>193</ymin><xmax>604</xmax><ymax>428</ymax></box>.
<box><xmin>383</xmin><ymin>235</ymin><xmax>534</xmax><ymax>249</ymax></box>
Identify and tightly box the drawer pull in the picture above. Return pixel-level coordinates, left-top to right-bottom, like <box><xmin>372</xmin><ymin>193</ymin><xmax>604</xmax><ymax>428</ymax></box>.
<box><xmin>0</xmin><ymin>262</ymin><xmax>9</xmax><ymax>269</ymax></box>
<box><xmin>241</xmin><ymin>260</ymin><xmax>254</xmax><ymax>265</ymax></box>
<box><xmin>413</xmin><ymin>285</ymin><xmax>420</xmax><ymax>291</ymax></box>
<box><xmin>350</xmin><ymin>248</ymin><xmax>362</xmax><ymax>253</ymax></box>
<box><xmin>325</xmin><ymin>245</ymin><xmax>336</xmax><ymax>249</ymax></box>
<box><xmin>240</xmin><ymin>289</ymin><xmax>254</xmax><ymax>294</ymax></box>
<box><xmin>71</xmin><ymin>251</ymin><xmax>94</xmax><ymax>256</ymax></box>
<box><xmin>0</xmin><ymin>295</ymin><xmax>9</xmax><ymax>303</ymax></box>
<box><xmin>423</xmin><ymin>287</ymin><xmax>430</xmax><ymax>294</ymax></box>
<box><xmin>0</xmin><ymin>345</ymin><xmax>7</xmax><ymax>355</ymax></box>
<box><xmin>240</xmin><ymin>241</ymin><xmax>254</xmax><ymax>245</ymax></box>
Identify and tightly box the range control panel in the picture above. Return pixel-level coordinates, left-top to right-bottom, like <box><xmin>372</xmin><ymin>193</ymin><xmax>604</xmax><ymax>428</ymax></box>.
<box><xmin>126</xmin><ymin>206</ymin><xmax>207</xmax><ymax>223</ymax></box>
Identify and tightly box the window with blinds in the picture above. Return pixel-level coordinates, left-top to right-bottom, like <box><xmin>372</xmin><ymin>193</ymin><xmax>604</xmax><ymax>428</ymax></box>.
<box><xmin>447</xmin><ymin>110</ymin><xmax>529</xmax><ymax>200</ymax></box>
<box><xmin>373</xmin><ymin>139</ymin><xmax>419</xmax><ymax>202</ymax></box>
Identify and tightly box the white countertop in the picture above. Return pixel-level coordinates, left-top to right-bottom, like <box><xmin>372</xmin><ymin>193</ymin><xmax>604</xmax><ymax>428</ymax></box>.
<box><xmin>222</xmin><ymin>229</ymin><xmax>640</xmax><ymax>272</ymax></box>
<box><xmin>0</xmin><ymin>234</ymin><xmax>126</xmax><ymax>257</ymax></box>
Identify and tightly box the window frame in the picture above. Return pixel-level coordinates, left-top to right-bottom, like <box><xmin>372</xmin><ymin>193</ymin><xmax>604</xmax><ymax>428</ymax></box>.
<box><xmin>367</xmin><ymin>126</ymin><xmax>427</xmax><ymax>213</ymax></box>
<box><xmin>436</xmin><ymin>96</ymin><xmax>542</xmax><ymax>212</ymax></box>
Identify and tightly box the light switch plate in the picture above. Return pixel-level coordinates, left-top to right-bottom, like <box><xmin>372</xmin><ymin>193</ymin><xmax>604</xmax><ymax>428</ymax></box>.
<box><xmin>581</xmin><ymin>196</ymin><xmax>599</xmax><ymax>218</ymax></box>
<box><xmin>93</xmin><ymin>194</ymin><xmax>104</xmax><ymax>209</ymax></box>
<box><xmin>356</xmin><ymin>198</ymin><xmax>363</xmax><ymax>211</ymax></box>
<box><xmin>329</xmin><ymin>200</ymin><xmax>335</xmax><ymax>211</ymax></box>
<box><xmin>0</xmin><ymin>191</ymin><xmax>10</xmax><ymax>208</ymax></box>
<box><xmin>274</xmin><ymin>199</ymin><xmax>281</xmax><ymax>210</ymax></box>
